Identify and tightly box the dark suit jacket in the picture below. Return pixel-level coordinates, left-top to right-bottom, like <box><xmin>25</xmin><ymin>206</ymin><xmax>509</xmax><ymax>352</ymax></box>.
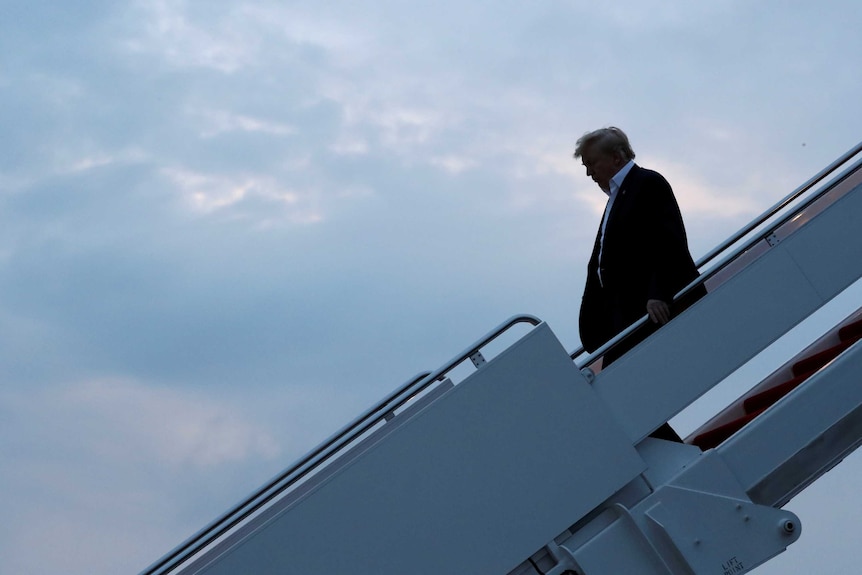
<box><xmin>579</xmin><ymin>165</ymin><xmax>700</xmax><ymax>358</ymax></box>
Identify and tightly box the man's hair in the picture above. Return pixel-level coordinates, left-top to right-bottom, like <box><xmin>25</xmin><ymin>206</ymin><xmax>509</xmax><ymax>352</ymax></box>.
<box><xmin>573</xmin><ymin>127</ymin><xmax>636</xmax><ymax>161</ymax></box>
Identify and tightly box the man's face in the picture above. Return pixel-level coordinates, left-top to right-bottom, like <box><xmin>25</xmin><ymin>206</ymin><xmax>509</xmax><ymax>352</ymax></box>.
<box><xmin>580</xmin><ymin>147</ymin><xmax>623</xmax><ymax>193</ymax></box>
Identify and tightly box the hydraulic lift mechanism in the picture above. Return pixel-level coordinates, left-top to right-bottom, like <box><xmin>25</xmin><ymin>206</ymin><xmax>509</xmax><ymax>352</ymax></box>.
<box><xmin>142</xmin><ymin>141</ymin><xmax>862</xmax><ymax>575</ymax></box>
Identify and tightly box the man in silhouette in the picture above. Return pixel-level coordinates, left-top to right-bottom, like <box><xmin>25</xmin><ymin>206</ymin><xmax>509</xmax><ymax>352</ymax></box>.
<box><xmin>575</xmin><ymin>127</ymin><xmax>701</xmax><ymax>440</ymax></box>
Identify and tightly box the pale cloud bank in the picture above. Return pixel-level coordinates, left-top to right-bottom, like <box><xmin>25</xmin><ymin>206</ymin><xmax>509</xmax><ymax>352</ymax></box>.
<box><xmin>2</xmin><ymin>2</ymin><xmax>861</xmax><ymax>574</ymax></box>
<box><xmin>0</xmin><ymin>378</ymin><xmax>281</xmax><ymax>574</ymax></box>
<box><xmin>4</xmin><ymin>378</ymin><xmax>280</xmax><ymax>469</ymax></box>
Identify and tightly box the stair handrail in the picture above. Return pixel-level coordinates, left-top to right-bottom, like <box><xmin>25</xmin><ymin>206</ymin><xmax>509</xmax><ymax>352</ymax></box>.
<box><xmin>570</xmin><ymin>140</ymin><xmax>862</xmax><ymax>364</ymax></box>
<box><xmin>140</xmin><ymin>314</ymin><xmax>542</xmax><ymax>575</ymax></box>
<box><xmin>696</xmin><ymin>140</ymin><xmax>862</xmax><ymax>271</ymax></box>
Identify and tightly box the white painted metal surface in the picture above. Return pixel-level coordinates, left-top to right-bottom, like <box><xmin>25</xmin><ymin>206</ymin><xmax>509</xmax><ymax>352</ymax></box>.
<box><xmin>183</xmin><ymin>324</ymin><xmax>644</xmax><ymax>575</ymax></box>
<box><xmin>720</xmin><ymin>336</ymin><xmax>862</xmax><ymax>506</ymax></box>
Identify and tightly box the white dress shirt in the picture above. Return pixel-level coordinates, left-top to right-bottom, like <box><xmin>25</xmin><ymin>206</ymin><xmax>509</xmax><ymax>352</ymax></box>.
<box><xmin>598</xmin><ymin>159</ymin><xmax>635</xmax><ymax>284</ymax></box>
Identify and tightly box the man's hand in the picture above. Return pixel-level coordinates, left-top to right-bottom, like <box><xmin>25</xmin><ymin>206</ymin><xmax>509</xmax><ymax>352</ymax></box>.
<box><xmin>646</xmin><ymin>299</ymin><xmax>671</xmax><ymax>325</ymax></box>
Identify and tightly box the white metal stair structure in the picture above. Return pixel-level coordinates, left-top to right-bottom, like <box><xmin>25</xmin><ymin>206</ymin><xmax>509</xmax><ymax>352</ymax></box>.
<box><xmin>140</xmin><ymin>141</ymin><xmax>862</xmax><ymax>575</ymax></box>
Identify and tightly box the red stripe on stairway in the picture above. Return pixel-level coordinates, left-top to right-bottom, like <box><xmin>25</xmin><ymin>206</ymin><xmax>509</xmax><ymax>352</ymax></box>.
<box><xmin>690</xmin><ymin>318</ymin><xmax>862</xmax><ymax>450</ymax></box>
<box><xmin>838</xmin><ymin>318</ymin><xmax>862</xmax><ymax>342</ymax></box>
<box><xmin>692</xmin><ymin>409</ymin><xmax>767</xmax><ymax>451</ymax></box>
<box><xmin>742</xmin><ymin>370</ymin><xmax>815</xmax><ymax>413</ymax></box>
<box><xmin>791</xmin><ymin>339</ymin><xmax>855</xmax><ymax>376</ymax></box>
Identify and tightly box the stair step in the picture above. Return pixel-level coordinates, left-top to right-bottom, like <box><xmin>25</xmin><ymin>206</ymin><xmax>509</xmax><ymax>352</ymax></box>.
<box><xmin>743</xmin><ymin>369</ymin><xmax>815</xmax><ymax>413</ymax></box>
<box><xmin>791</xmin><ymin>339</ymin><xmax>855</xmax><ymax>376</ymax></box>
<box><xmin>746</xmin><ymin>331</ymin><xmax>862</xmax><ymax>414</ymax></box>
<box><xmin>691</xmin><ymin>320</ymin><xmax>862</xmax><ymax>451</ymax></box>
<box><xmin>691</xmin><ymin>409</ymin><xmax>766</xmax><ymax>451</ymax></box>
<box><xmin>838</xmin><ymin>318</ymin><xmax>862</xmax><ymax>341</ymax></box>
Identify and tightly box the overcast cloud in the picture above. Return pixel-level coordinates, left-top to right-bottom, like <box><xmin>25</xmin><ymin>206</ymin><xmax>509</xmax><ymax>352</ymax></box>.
<box><xmin>2</xmin><ymin>2</ymin><xmax>861</xmax><ymax>574</ymax></box>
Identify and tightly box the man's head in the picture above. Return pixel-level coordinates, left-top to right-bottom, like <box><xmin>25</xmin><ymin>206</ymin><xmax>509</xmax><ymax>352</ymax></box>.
<box><xmin>574</xmin><ymin>127</ymin><xmax>636</xmax><ymax>192</ymax></box>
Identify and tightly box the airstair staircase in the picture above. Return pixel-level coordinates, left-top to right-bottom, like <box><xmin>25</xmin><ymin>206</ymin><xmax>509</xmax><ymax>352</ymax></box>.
<box><xmin>691</xmin><ymin>312</ymin><xmax>862</xmax><ymax>451</ymax></box>
<box><xmin>140</xmin><ymin>141</ymin><xmax>862</xmax><ymax>575</ymax></box>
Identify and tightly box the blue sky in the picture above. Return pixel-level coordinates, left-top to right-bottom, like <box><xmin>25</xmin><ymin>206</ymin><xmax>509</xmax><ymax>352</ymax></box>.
<box><xmin>2</xmin><ymin>2</ymin><xmax>861</xmax><ymax>574</ymax></box>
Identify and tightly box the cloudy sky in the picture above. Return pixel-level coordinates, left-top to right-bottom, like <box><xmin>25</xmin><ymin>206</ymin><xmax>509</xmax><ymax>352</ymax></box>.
<box><xmin>2</xmin><ymin>1</ymin><xmax>861</xmax><ymax>574</ymax></box>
